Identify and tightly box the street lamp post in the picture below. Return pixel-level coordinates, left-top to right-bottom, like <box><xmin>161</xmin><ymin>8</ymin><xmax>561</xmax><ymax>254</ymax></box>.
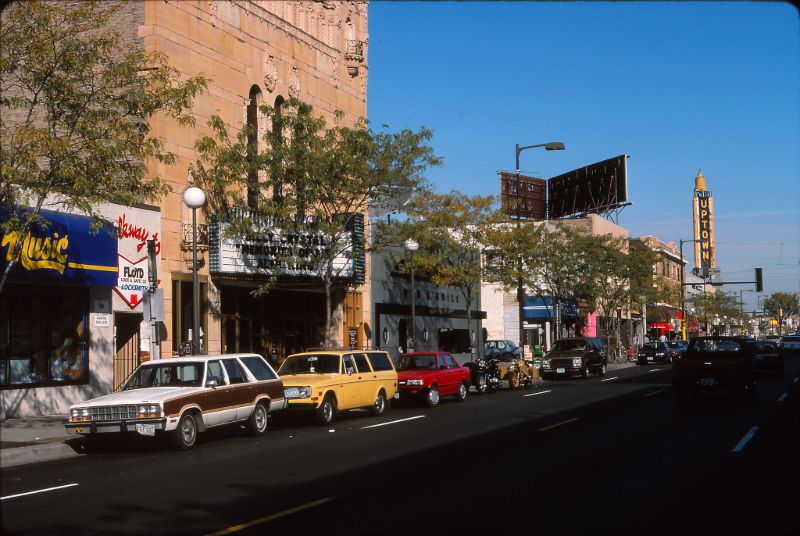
<box><xmin>679</xmin><ymin>238</ymin><xmax>704</xmax><ymax>340</ymax></box>
<box><xmin>183</xmin><ymin>187</ymin><xmax>206</xmax><ymax>355</ymax></box>
<box><xmin>514</xmin><ymin>141</ymin><xmax>565</xmax><ymax>351</ymax></box>
<box><xmin>405</xmin><ymin>238</ymin><xmax>419</xmax><ymax>352</ymax></box>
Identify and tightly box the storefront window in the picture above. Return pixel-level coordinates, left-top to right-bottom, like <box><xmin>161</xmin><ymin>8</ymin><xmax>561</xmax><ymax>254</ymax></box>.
<box><xmin>0</xmin><ymin>286</ymin><xmax>89</xmax><ymax>388</ymax></box>
<box><xmin>172</xmin><ymin>279</ymin><xmax>208</xmax><ymax>354</ymax></box>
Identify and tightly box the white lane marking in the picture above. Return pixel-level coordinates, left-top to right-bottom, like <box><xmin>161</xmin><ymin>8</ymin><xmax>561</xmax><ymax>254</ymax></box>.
<box><xmin>361</xmin><ymin>415</ymin><xmax>425</xmax><ymax>429</ymax></box>
<box><xmin>523</xmin><ymin>390</ymin><xmax>552</xmax><ymax>398</ymax></box>
<box><xmin>644</xmin><ymin>389</ymin><xmax>665</xmax><ymax>397</ymax></box>
<box><xmin>538</xmin><ymin>417</ymin><xmax>579</xmax><ymax>432</ymax></box>
<box><xmin>731</xmin><ymin>426</ymin><xmax>759</xmax><ymax>453</ymax></box>
<box><xmin>777</xmin><ymin>393</ymin><xmax>788</xmax><ymax>402</ymax></box>
<box><xmin>601</xmin><ymin>376</ymin><xmax>619</xmax><ymax>382</ymax></box>
<box><xmin>648</xmin><ymin>368</ymin><xmax>661</xmax><ymax>372</ymax></box>
<box><xmin>1</xmin><ymin>483</ymin><xmax>79</xmax><ymax>501</ymax></box>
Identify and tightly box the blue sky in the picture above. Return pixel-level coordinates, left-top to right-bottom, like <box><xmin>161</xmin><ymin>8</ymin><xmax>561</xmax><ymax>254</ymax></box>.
<box><xmin>367</xmin><ymin>1</ymin><xmax>800</xmax><ymax>312</ymax></box>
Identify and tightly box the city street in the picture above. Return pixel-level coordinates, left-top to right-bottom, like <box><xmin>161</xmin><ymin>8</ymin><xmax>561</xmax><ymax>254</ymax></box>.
<box><xmin>2</xmin><ymin>359</ymin><xmax>798</xmax><ymax>535</ymax></box>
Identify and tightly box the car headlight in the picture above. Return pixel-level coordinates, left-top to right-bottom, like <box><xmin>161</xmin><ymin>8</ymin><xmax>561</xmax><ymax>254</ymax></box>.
<box><xmin>284</xmin><ymin>386</ymin><xmax>312</xmax><ymax>399</ymax></box>
<box><xmin>137</xmin><ymin>404</ymin><xmax>161</xmax><ymax>419</ymax></box>
<box><xmin>70</xmin><ymin>408</ymin><xmax>83</xmax><ymax>423</ymax></box>
<box><xmin>78</xmin><ymin>408</ymin><xmax>91</xmax><ymax>422</ymax></box>
<box><xmin>406</xmin><ymin>379</ymin><xmax>424</xmax><ymax>386</ymax></box>
<box><xmin>656</xmin><ymin>353</ymin><xmax>664</xmax><ymax>357</ymax></box>
<box><xmin>542</xmin><ymin>359</ymin><xmax>551</xmax><ymax>367</ymax></box>
<box><xmin>572</xmin><ymin>358</ymin><xmax>582</xmax><ymax>367</ymax></box>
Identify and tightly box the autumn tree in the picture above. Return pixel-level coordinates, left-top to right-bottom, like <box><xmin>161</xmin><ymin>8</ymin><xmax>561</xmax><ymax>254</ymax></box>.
<box><xmin>762</xmin><ymin>291</ymin><xmax>799</xmax><ymax>336</ymax></box>
<box><xmin>0</xmin><ymin>0</ymin><xmax>208</xmax><ymax>295</ymax></box>
<box><xmin>191</xmin><ymin>98</ymin><xmax>440</xmax><ymax>346</ymax></box>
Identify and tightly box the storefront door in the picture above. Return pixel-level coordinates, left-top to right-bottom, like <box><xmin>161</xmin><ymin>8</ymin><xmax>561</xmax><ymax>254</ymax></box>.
<box><xmin>114</xmin><ymin>313</ymin><xmax>143</xmax><ymax>391</ymax></box>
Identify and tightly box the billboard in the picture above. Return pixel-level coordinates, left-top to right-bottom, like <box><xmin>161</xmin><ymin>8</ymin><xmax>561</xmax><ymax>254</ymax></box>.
<box><xmin>499</xmin><ymin>171</ymin><xmax>546</xmax><ymax>220</ymax></box>
<box><xmin>692</xmin><ymin>171</ymin><xmax>715</xmax><ymax>277</ymax></box>
<box><xmin>547</xmin><ymin>154</ymin><xmax>628</xmax><ymax>219</ymax></box>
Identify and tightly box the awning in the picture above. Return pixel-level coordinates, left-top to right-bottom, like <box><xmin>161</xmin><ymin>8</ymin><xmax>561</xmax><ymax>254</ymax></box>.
<box><xmin>0</xmin><ymin>207</ymin><xmax>118</xmax><ymax>286</ymax></box>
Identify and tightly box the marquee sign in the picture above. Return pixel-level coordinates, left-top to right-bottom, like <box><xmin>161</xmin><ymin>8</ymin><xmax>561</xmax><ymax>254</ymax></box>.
<box><xmin>692</xmin><ymin>171</ymin><xmax>716</xmax><ymax>278</ymax></box>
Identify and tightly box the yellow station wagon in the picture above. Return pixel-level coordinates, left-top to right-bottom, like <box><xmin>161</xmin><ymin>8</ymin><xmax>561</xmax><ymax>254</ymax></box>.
<box><xmin>278</xmin><ymin>349</ymin><xmax>398</xmax><ymax>425</ymax></box>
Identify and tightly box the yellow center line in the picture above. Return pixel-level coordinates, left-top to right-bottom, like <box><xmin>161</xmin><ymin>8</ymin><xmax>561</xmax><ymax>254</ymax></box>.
<box><xmin>644</xmin><ymin>389</ymin><xmax>665</xmax><ymax>397</ymax></box>
<box><xmin>205</xmin><ymin>497</ymin><xmax>334</xmax><ymax>536</ymax></box>
<box><xmin>538</xmin><ymin>417</ymin><xmax>579</xmax><ymax>432</ymax></box>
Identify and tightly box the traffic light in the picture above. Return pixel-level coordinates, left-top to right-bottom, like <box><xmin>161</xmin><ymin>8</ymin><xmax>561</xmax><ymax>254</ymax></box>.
<box><xmin>755</xmin><ymin>267</ymin><xmax>763</xmax><ymax>292</ymax></box>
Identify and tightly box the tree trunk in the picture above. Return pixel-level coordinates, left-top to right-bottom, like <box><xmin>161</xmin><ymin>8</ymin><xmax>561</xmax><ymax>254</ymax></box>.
<box><xmin>464</xmin><ymin>289</ymin><xmax>473</xmax><ymax>360</ymax></box>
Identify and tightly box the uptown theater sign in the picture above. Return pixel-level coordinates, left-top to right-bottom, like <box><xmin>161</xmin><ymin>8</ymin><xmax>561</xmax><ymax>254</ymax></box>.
<box><xmin>692</xmin><ymin>170</ymin><xmax>716</xmax><ymax>278</ymax></box>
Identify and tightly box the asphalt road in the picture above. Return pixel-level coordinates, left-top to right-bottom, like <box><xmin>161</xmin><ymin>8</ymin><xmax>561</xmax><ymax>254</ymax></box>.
<box><xmin>2</xmin><ymin>357</ymin><xmax>798</xmax><ymax>536</ymax></box>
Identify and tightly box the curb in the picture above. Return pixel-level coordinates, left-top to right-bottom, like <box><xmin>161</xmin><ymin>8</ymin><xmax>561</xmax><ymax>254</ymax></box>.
<box><xmin>1</xmin><ymin>441</ymin><xmax>82</xmax><ymax>469</ymax></box>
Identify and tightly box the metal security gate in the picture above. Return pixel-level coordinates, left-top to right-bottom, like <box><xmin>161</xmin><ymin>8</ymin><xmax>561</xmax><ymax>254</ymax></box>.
<box><xmin>114</xmin><ymin>313</ymin><xmax>143</xmax><ymax>391</ymax></box>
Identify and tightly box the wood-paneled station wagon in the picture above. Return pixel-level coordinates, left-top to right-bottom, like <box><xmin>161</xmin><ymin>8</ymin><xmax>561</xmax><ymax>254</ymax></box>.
<box><xmin>65</xmin><ymin>354</ymin><xmax>285</xmax><ymax>450</ymax></box>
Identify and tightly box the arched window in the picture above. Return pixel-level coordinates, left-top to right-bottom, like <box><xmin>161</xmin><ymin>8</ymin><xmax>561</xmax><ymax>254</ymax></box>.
<box><xmin>246</xmin><ymin>85</ymin><xmax>262</xmax><ymax>209</ymax></box>
<box><xmin>272</xmin><ymin>95</ymin><xmax>285</xmax><ymax>202</ymax></box>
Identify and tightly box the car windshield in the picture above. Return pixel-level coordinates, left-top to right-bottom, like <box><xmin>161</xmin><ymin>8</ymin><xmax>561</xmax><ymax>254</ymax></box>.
<box><xmin>689</xmin><ymin>339</ymin><xmax>742</xmax><ymax>353</ymax></box>
<box><xmin>396</xmin><ymin>354</ymin><xmax>437</xmax><ymax>371</ymax></box>
<box><xmin>668</xmin><ymin>341</ymin><xmax>685</xmax><ymax>349</ymax></box>
<box><xmin>552</xmin><ymin>340</ymin><xmax>587</xmax><ymax>351</ymax></box>
<box><xmin>123</xmin><ymin>363</ymin><xmax>203</xmax><ymax>389</ymax></box>
<box><xmin>278</xmin><ymin>354</ymin><xmax>340</xmax><ymax>374</ymax></box>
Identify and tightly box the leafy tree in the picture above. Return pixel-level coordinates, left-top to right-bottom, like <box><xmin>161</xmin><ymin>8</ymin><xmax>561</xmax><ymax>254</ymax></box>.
<box><xmin>688</xmin><ymin>291</ymin><xmax>741</xmax><ymax>335</ymax></box>
<box><xmin>191</xmin><ymin>98</ymin><xmax>440</xmax><ymax>346</ymax></box>
<box><xmin>376</xmin><ymin>191</ymin><xmax>498</xmax><ymax>356</ymax></box>
<box><xmin>762</xmin><ymin>291</ymin><xmax>799</xmax><ymax>336</ymax></box>
<box><xmin>0</xmin><ymin>0</ymin><xmax>208</xmax><ymax>295</ymax></box>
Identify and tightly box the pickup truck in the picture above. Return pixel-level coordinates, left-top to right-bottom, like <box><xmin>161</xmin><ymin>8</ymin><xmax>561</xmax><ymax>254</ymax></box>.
<box><xmin>672</xmin><ymin>337</ymin><xmax>756</xmax><ymax>402</ymax></box>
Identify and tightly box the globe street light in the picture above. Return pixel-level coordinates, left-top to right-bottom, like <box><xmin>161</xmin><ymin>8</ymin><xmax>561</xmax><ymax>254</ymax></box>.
<box><xmin>515</xmin><ymin>141</ymin><xmax>565</xmax><ymax>351</ymax></box>
<box><xmin>183</xmin><ymin>187</ymin><xmax>206</xmax><ymax>355</ymax></box>
<box><xmin>404</xmin><ymin>238</ymin><xmax>419</xmax><ymax>352</ymax></box>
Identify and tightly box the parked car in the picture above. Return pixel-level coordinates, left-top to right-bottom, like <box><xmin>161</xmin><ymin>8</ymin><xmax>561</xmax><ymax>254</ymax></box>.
<box><xmin>668</xmin><ymin>340</ymin><xmax>688</xmax><ymax>360</ymax></box>
<box><xmin>541</xmin><ymin>337</ymin><xmax>607</xmax><ymax>379</ymax></box>
<box><xmin>484</xmin><ymin>339</ymin><xmax>522</xmax><ymax>360</ymax></box>
<box><xmin>743</xmin><ymin>340</ymin><xmax>783</xmax><ymax>376</ymax></box>
<box><xmin>395</xmin><ymin>352</ymin><xmax>470</xmax><ymax>407</ymax></box>
<box><xmin>781</xmin><ymin>335</ymin><xmax>800</xmax><ymax>354</ymax></box>
<box><xmin>672</xmin><ymin>337</ymin><xmax>755</xmax><ymax>402</ymax></box>
<box><xmin>278</xmin><ymin>349</ymin><xmax>398</xmax><ymax>425</ymax></box>
<box><xmin>637</xmin><ymin>342</ymin><xmax>672</xmax><ymax>365</ymax></box>
<box><xmin>65</xmin><ymin>354</ymin><xmax>285</xmax><ymax>450</ymax></box>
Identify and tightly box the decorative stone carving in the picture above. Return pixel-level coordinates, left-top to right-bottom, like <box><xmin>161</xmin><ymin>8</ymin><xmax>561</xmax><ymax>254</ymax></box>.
<box><xmin>209</xmin><ymin>0</ymin><xmax>218</xmax><ymax>26</ymax></box>
<box><xmin>264</xmin><ymin>54</ymin><xmax>277</xmax><ymax>92</ymax></box>
<box><xmin>289</xmin><ymin>66</ymin><xmax>301</xmax><ymax>98</ymax></box>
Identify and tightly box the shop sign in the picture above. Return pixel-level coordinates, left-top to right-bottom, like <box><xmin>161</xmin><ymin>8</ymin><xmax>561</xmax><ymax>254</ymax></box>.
<box><xmin>693</xmin><ymin>190</ymin><xmax>715</xmax><ymax>277</ymax></box>
<box><xmin>0</xmin><ymin>207</ymin><xmax>117</xmax><ymax>286</ymax></box>
<box><xmin>115</xmin><ymin>255</ymin><xmax>150</xmax><ymax>308</ymax></box>
<box><xmin>93</xmin><ymin>313</ymin><xmax>111</xmax><ymax>327</ymax></box>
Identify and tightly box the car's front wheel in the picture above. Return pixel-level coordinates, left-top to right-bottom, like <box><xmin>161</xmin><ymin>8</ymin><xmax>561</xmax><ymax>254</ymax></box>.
<box><xmin>246</xmin><ymin>401</ymin><xmax>269</xmax><ymax>436</ymax></box>
<box><xmin>171</xmin><ymin>412</ymin><xmax>198</xmax><ymax>450</ymax></box>
<box><xmin>424</xmin><ymin>385</ymin><xmax>440</xmax><ymax>408</ymax></box>
<box><xmin>507</xmin><ymin>370</ymin><xmax>521</xmax><ymax>390</ymax></box>
<box><xmin>316</xmin><ymin>394</ymin><xmax>335</xmax><ymax>426</ymax></box>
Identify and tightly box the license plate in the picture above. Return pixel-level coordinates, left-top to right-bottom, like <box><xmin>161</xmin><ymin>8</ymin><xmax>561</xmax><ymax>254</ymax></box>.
<box><xmin>556</xmin><ymin>367</ymin><xmax>566</xmax><ymax>374</ymax></box>
<box><xmin>697</xmin><ymin>378</ymin><xmax>718</xmax><ymax>387</ymax></box>
<box><xmin>647</xmin><ymin>356</ymin><xmax>653</xmax><ymax>361</ymax></box>
<box><xmin>136</xmin><ymin>423</ymin><xmax>156</xmax><ymax>436</ymax></box>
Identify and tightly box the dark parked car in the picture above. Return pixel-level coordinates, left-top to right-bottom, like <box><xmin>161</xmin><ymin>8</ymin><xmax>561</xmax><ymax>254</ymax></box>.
<box><xmin>781</xmin><ymin>335</ymin><xmax>800</xmax><ymax>354</ymax></box>
<box><xmin>484</xmin><ymin>339</ymin><xmax>522</xmax><ymax>360</ymax></box>
<box><xmin>541</xmin><ymin>337</ymin><xmax>607</xmax><ymax>380</ymax></box>
<box><xmin>743</xmin><ymin>340</ymin><xmax>783</xmax><ymax>376</ymax></box>
<box><xmin>673</xmin><ymin>336</ymin><xmax>756</xmax><ymax>402</ymax></box>
<box><xmin>668</xmin><ymin>340</ymin><xmax>688</xmax><ymax>360</ymax></box>
<box><xmin>638</xmin><ymin>342</ymin><xmax>671</xmax><ymax>365</ymax></box>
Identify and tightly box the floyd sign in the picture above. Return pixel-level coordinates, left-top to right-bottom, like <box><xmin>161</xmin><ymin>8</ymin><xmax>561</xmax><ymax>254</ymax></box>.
<box><xmin>115</xmin><ymin>254</ymin><xmax>150</xmax><ymax>309</ymax></box>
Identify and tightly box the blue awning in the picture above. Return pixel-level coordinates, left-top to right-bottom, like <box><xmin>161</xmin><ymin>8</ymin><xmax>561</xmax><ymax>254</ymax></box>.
<box><xmin>1</xmin><ymin>207</ymin><xmax>118</xmax><ymax>286</ymax></box>
<box><xmin>522</xmin><ymin>295</ymin><xmax>578</xmax><ymax>319</ymax></box>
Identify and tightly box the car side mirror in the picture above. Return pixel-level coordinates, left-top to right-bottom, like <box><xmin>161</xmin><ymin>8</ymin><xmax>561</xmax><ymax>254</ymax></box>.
<box><xmin>206</xmin><ymin>379</ymin><xmax>218</xmax><ymax>388</ymax></box>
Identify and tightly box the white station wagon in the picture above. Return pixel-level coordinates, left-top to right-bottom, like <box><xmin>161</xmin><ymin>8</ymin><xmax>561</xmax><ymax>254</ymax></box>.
<box><xmin>65</xmin><ymin>354</ymin><xmax>285</xmax><ymax>450</ymax></box>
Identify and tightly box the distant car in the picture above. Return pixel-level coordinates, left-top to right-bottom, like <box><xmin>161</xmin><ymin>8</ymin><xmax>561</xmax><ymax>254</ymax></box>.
<box><xmin>541</xmin><ymin>337</ymin><xmax>607</xmax><ymax>379</ymax></box>
<box><xmin>668</xmin><ymin>340</ymin><xmax>688</xmax><ymax>360</ymax></box>
<box><xmin>742</xmin><ymin>340</ymin><xmax>783</xmax><ymax>376</ymax></box>
<box><xmin>395</xmin><ymin>352</ymin><xmax>470</xmax><ymax>407</ymax></box>
<box><xmin>484</xmin><ymin>339</ymin><xmax>522</xmax><ymax>360</ymax></box>
<box><xmin>673</xmin><ymin>337</ymin><xmax>755</xmax><ymax>402</ymax></box>
<box><xmin>781</xmin><ymin>335</ymin><xmax>800</xmax><ymax>354</ymax></box>
<box><xmin>638</xmin><ymin>342</ymin><xmax>671</xmax><ymax>365</ymax></box>
<box><xmin>65</xmin><ymin>354</ymin><xmax>285</xmax><ymax>450</ymax></box>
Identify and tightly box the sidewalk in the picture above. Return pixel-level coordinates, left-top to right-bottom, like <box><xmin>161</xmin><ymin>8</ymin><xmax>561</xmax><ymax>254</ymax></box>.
<box><xmin>1</xmin><ymin>415</ymin><xmax>80</xmax><ymax>469</ymax></box>
<box><xmin>1</xmin><ymin>361</ymin><xmax>637</xmax><ymax>470</ymax></box>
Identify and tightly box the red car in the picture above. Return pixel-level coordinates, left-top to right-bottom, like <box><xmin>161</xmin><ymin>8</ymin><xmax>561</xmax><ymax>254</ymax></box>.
<box><xmin>396</xmin><ymin>352</ymin><xmax>470</xmax><ymax>407</ymax></box>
